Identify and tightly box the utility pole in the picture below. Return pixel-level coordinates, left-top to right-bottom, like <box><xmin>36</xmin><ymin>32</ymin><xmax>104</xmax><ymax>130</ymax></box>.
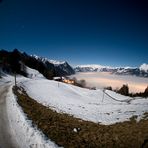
<box><xmin>14</xmin><ymin>72</ymin><xmax>16</xmax><ymax>87</ymax></box>
<box><xmin>102</xmin><ymin>89</ymin><xmax>105</xmax><ymax>102</ymax></box>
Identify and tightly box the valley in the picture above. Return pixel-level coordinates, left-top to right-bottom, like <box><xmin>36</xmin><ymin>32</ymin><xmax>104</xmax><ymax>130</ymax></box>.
<box><xmin>70</xmin><ymin>72</ymin><xmax>148</xmax><ymax>93</ymax></box>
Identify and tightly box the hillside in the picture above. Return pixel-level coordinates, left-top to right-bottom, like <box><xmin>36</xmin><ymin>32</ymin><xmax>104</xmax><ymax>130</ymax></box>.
<box><xmin>1</xmin><ymin>67</ymin><xmax>148</xmax><ymax>147</ymax></box>
<box><xmin>0</xmin><ymin>49</ymin><xmax>75</xmax><ymax>79</ymax></box>
<box><xmin>18</xmin><ymin>74</ymin><xmax>148</xmax><ymax>125</ymax></box>
<box><xmin>32</xmin><ymin>55</ymin><xmax>75</xmax><ymax>76</ymax></box>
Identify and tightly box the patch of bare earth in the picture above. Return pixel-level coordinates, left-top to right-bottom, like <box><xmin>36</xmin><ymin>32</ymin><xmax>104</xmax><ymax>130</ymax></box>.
<box><xmin>13</xmin><ymin>86</ymin><xmax>148</xmax><ymax>148</ymax></box>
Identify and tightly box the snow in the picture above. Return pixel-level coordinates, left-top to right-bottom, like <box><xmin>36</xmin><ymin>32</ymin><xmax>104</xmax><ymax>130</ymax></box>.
<box><xmin>0</xmin><ymin>77</ymin><xmax>60</xmax><ymax>148</ymax></box>
<box><xmin>48</xmin><ymin>60</ymin><xmax>65</xmax><ymax>65</ymax></box>
<box><xmin>76</xmin><ymin>64</ymin><xmax>112</xmax><ymax>71</ymax></box>
<box><xmin>140</xmin><ymin>63</ymin><xmax>148</xmax><ymax>72</ymax></box>
<box><xmin>26</xmin><ymin>66</ymin><xmax>45</xmax><ymax>79</ymax></box>
<box><xmin>32</xmin><ymin>54</ymin><xmax>65</xmax><ymax>65</ymax></box>
<box><xmin>19</xmin><ymin>78</ymin><xmax>148</xmax><ymax>125</ymax></box>
<box><xmin>1</xmin><ymin>69</ymin><xmax>148</xmax><ymax>148</ymax></box>
<box><xmin>75</xmin><ymin>65</ymin><xmax>135</xmax><ymax>71</ymax></box>
<box><xmin>73</xmin><ymin>128</ymin><xmax>78</xmax><ymax>133</ymax></box>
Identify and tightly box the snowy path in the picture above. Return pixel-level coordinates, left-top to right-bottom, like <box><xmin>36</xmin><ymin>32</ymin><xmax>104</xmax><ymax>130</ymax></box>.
<box><xmin>0</xmin><ymin>77</ymin><xmax>59</xmax><ymax>148</ymax></box>
<box><xmin>0</xmin><ymin>82</ymin><xmax>18</xmax><ymax>148</ymax></box>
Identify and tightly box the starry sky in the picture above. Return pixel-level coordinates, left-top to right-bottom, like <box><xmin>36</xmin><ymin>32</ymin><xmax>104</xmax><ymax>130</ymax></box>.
<box><xmin>0</xmin><ymin>0</ymin><xmax>148</xmax><ymax>67</ymax></box>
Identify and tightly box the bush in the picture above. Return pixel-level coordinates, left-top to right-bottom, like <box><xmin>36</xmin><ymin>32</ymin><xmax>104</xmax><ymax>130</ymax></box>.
<box><xmin>105</xmin><ymin>86</ymin><xmax>112</xmax><ymax>91</ymax></box>
<box><xmin>129</xmin><ymin>86</ymin><xmax>148</xmax><ymax>98</ymax></box>
<box><xmin>144</xmin><ymin>86</ymin><xmax>148</xmax><ymax>97</ymax></box>
<box><xmin>117</xmin><ymin>84</ymin><xmax>129</xmax><ymax>96</ymax></box>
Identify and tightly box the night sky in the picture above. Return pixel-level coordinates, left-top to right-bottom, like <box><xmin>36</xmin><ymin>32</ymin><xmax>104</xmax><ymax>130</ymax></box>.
<box><xmin>0</xmin><ymin>0</ymin><xmax>148</xmax><ymax>67</ymax></box>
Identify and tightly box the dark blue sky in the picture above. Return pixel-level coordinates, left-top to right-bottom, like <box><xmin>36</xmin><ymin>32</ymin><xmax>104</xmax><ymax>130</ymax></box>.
<box><xmin>0</xmin><ymin>0</ymin><xmax>148</xmax><ymax>67</ymax></box>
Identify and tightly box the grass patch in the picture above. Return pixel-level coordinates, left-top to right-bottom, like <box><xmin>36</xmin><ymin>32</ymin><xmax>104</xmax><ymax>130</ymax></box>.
<box><xmin>13</xmin><ymin>86</ymin><xmax>148</xmax><ymax>148</ymax></box>
<box><xmin>143</xmin><ymin>112</ymin><xmax>148</xmax><ymax>120</ymax></box>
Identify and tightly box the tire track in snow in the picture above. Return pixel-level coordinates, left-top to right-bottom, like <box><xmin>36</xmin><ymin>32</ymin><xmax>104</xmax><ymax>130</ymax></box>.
<box><xmin>0</xmin><ymin>83</ymin><xmax>18</xmax><ymax>148</ymax></box>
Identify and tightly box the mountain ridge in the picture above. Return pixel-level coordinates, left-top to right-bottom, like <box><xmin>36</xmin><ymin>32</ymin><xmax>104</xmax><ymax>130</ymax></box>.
<box><xmin>74</xmin><ymin>64</ymin><xmax>148</xmax><ymax>77</ymax></box>
<box><xmin>0</xmin><ymin>49</ymin><xmax>75</xmax><ymax>79</ymax></box>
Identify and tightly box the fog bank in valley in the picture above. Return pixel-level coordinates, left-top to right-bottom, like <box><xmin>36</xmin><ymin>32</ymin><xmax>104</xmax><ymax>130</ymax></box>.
<box><xmin>70</xmin><ymin>72</ymin><xmax>148</xmax><ymax>93</ymax></box>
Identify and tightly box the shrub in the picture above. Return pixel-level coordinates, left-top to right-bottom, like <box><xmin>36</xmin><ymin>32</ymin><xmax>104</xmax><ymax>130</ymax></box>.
<box><xmin>105</xmin><ymin>86</ymin><xmax>112</xmax><ymax>91</ymax></box>
<box><xmin>117</xmin><ymin>84</ymin><xmax>129</xmax><ymax>96</ymax></box>
<box><xmin>144</xmin><ymin>86</ymin><xmax>148</xmax><ymax>97</ymax></box>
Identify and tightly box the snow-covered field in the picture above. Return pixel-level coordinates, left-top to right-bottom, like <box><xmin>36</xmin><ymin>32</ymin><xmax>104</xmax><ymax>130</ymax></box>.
<box><xmin>16</xmin><ymin>70</ymin><xmax>148</xmax><ymax>125</ymax></box>
<box><xmin>70</xmin><ymin>72</ymin><xmax>148</xmax><ymax>93</ymax></box>
<box><xmin>1</xmin><ymin>66</ymin><xmax>148</xmax><ymax>148</ymax></box>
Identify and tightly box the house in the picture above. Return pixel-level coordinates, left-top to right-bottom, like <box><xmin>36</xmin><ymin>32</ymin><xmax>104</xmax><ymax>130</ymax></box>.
<box><xmin>53</xmin><ymin>77</ymin><xmax>63</xmax><ymax>81</ymax></box>
<box><xmin>53</xmin><ymin>77</ymin><xmax>75</xmax><ymax>84</ymax></box>
<box><xmin>63</xmin><ymin>79</ymin><xmax>74</xmax><ymax>84</ymax></box>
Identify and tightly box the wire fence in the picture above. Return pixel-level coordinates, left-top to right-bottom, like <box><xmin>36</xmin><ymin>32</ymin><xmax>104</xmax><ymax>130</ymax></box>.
<box><xmin>102</xmin><ymin>89</ymin><xmax>131</xmax><ymax>103</ymax></box>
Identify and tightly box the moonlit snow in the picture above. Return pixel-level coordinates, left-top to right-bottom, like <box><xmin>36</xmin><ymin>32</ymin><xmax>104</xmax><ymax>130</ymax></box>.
<box><xmin>20</xmin><ymin>78</ymin><xmax>148</xmax><ymax>125</ymax></box>
<box><xmin>1</xmin><ymin>67</ymin><xmax>148</xmax><ymax>147</ymax></box>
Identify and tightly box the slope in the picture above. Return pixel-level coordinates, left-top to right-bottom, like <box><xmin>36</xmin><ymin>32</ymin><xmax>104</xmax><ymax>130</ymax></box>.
<box><xmin>19</xmin><ymin>78</ymin><xmax>148</xmax><ymax>125</ymax></box>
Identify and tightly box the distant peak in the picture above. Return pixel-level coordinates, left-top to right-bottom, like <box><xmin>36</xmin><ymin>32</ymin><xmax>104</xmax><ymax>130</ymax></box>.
<box><xmin>139</xmin><ymin>63</ymin><xmax>148</xmax><ymax>72</ymax></box>
<box><xmin>31</xmin><ymin>55</ymin><xmax>66</xmax><ymax>65</ymax></box>
<box><xmin>48</xmin><ymin>60</ymin><xmax>66</xmax><ymax>65</ymax></box>
<box><xmin>76</xmin><ymin>64</ymin><xmax>112</xmax><ymax>69</ymax></box>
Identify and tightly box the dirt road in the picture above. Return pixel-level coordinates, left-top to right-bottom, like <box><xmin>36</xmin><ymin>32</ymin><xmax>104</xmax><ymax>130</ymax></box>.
<box><xmin>0</xmin><ymin>83</ymin><xmax>18</xmax><ymax>148</ymax></box>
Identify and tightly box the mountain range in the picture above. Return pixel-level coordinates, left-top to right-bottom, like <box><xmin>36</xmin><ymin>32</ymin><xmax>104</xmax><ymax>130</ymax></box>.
<box><xmin>0</xmin><ymin>49</ymin><xmax>75</xmax><ymax>79</ymax></box>
<box><xmin>0</xmin><ymin>49</ymin><xmax>148</xmax><ymax>78</ymax></box>
<box><xmin>74</xmin><ymin>64</ymin><xmax>148</xmax><ymax>77</ymax></box>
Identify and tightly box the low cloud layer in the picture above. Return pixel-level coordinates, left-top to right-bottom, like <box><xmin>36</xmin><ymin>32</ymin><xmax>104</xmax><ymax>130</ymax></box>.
<box><xmin>70</xmin><ymin>72</ymin><xmax>148</xmax><ymax>93</ymax></box>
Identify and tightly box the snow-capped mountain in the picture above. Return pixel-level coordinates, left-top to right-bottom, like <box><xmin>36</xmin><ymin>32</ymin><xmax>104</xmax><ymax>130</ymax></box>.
<box><xmin>74</xmin><ymin>64</ymin><xmax>148</xmax><ymax>77</ymax></box>
<box><xmin>75</xmin><ymin>65</ymin><xmax>111</xmax><ymax>72</ymax></box>
<box><xmin>75</xmin><ymin>65</ymin><xmax>115</xmax><ymax>72</ymax></box>
<box><xmin>0</xmin><ymin>49</ymin><xmax>75</xmax><ymax>79</ymax></box>
<box><xmin>139</xmin><ymin>63</ymin><xmax>148</xmax><ymax>72</ymax></box>
<box><xmin>33</xmin><ymin>55</ymin><xmax>65</xmax><ymax>65</ymax></box>
<box><xmin>32</xmin><ymin>55</ymin><xmax>75</xmax><ymax>76</ymax></box>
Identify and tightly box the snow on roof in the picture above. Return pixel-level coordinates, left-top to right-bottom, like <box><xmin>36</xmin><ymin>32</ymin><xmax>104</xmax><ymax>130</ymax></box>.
<box><xmin>53</xmin><ymin>77</ymin><xmax>61</xmax><ymax>80</ymax></box>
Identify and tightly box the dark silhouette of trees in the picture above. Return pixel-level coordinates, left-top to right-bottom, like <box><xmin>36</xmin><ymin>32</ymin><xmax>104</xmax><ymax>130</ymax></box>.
<box><xmin>117</xmin><ymin>84</ymin><xmax>129</xmax><ymax>96</ymax></box>
<box><xmin>144</xmin><ymin>86</ymin><xmax>148</xmax><ymax>97</ymax></box>
<box><xmin>105</xmin><ymin>86</ymin><xmax>112</xmax><ymax>90</ymax></box>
